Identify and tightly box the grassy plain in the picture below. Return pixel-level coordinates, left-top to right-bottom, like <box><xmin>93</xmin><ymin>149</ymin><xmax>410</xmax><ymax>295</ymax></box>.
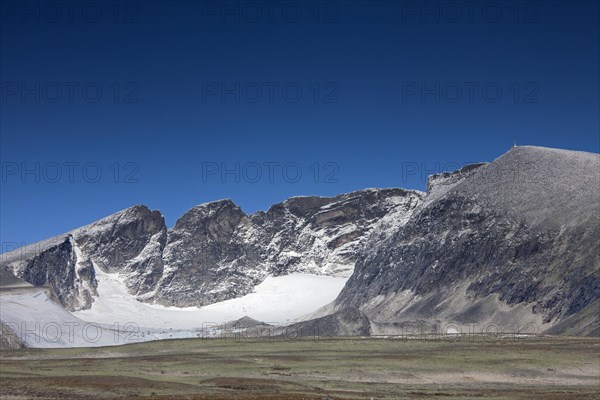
<box><xmin>1</xmin><ymin>336</ymin><xmax>598</xmax><ymax>399</ymax></box>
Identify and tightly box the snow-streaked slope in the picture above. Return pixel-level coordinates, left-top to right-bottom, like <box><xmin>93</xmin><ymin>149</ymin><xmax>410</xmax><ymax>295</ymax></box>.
<box><xmin>74</xmin><ymin>265</ymin><xmax>348</xmax><ymax>330</ymax></box>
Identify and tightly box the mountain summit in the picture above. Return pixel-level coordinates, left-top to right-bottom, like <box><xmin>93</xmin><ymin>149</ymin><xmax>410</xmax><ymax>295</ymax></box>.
<box><xmin>333</xmin><ymin>146</ymin><xmax>600</xmax><ymax>336</ymax></box>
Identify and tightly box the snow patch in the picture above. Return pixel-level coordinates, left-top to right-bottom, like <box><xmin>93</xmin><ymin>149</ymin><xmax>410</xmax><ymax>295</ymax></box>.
<box><xmin>74</xmin><ymin>267</ymin><xmax>348</xmax><ymax>330</ymax></box>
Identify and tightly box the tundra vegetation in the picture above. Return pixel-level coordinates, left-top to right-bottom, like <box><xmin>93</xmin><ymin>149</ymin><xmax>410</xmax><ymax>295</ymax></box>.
<box><xmin>1</xmin><ymin>336</ymin><xmax>599</xmax><ymax>399</ymax></box>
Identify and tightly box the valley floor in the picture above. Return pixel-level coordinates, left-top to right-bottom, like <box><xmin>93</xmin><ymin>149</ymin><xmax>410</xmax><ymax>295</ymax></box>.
<box><xmin>0</xmin><ymin>336</ymin><xmax>598</xmax><ymax>399</ymax></box>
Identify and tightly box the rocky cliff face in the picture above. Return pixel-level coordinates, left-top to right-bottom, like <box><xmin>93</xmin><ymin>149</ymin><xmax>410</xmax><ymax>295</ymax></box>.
<box><xmin>0</xmin><ymin>322</ymin><xmax>26</xmax><ymax>350</ymax></box>
<box><xmin>153</xmin><ymin>189</ymin><xmax>423</xmax><ymax>306</ymax></box>
<box><xmin>333</xmin><ymin>146</ymin><xmax>600</xmax><ymax>336</ymax></box>
<box><xmin>73</xmin><ymin>205</ymin><xmax>168</xmax><ymax>297</ymax></box>
<box><xmin>2</xmin><ymin>236</ymin><xmax>97</xmax><ymax>311</ymax></box>
<box><xmin>1</xmin><ymin>205</ymin><xmax>167</xmax><ymax>311</ymax></box>
<box><xmin>1</xmin><ymin>189</ymin><xmax>423</xmax><ymax>309</ymax></box>
<box><xmin>152</xmin><ymin>199</ymin><xmax>263</xmax><ymax>306</ymax></box>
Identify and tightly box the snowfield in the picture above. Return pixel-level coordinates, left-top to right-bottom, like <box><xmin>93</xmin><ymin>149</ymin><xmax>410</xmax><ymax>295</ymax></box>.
<box><xmin>0</xmin><ymin>290</ymin><xmax>134</xmax><ymax>348</ymax></box>
<box><xmin>73</xmin><ymin>267</ymin><xmax>348</xmax><ymax>330</ymax></box>
<box><xmin>1</xmin><ymin>270</ymin><xmax>348</xmax><ymax>348</ymax></box>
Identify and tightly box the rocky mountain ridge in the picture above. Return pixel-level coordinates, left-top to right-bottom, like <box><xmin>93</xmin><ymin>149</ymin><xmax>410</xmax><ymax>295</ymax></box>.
<box><xmin>1</xmin><ymin>188</ymin><xmax>423</xmax><ymax>309</ymax></box>
<box><xmin>1</xmin><ymin>145</ymin><xmax>598</xmax><ymax>337</ymax></box>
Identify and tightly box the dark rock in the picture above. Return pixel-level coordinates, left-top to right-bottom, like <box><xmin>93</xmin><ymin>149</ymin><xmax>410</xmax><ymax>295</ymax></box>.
<box><xmin>278</xmin><ymin>308</ymin><xmax>371</xmax><ymax>337</ymax></box>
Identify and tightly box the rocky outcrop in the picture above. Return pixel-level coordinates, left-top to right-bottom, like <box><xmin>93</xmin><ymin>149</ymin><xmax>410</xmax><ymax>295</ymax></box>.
<box><xmin>153</xmin><ymin>199</ymin><xmax>263</xmax><ymax>306</ymax></box>
<box><xmin>72</xmin><ymin>205</ymin><xmax>168</xmax><ymax>296</ymax></box>
<box><xmin>0</xmin><ymin>322</ymin><xmax>26</xmax><ymax>350</ymax></box>
<box><xmin>279</xmin><ymin>308</ymin><xmax>371</xmax><ymax>337</ymax></box>
<box><xmin>1</xmin><ymin>205</ymin><xmax>166</xmax><ymax>310</ymax></box>
<box><xmin>425</xmin><ymin>162</ymin><xmax>487</xmax><ymax>200</ymax></box>
<box><xmin>1</xmin><ymin>236</ymin><xmax>96</xmax><ymax>311</ymax></box>
<box><xmin>153</xmin><ymin>189</ymin><xmax>423</xmax><ymax>306</ymax></box>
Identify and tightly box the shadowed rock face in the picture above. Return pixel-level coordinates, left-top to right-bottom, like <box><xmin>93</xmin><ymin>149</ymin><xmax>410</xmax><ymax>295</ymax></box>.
<box><xmin>1</xmin><ymin>205</ymin><xmax>167</xmax><ymax>310</ymax></box>
<box><xmin>2</xmin><ymin>236</ymin><xmax>97</xmax><ymax>311</ymax></box>
<box><xmin>153</xmin><ymin>199</ymin><xmax>262</xmax><ymax>306</ymax></box>
<box><xmin>334</xmin><ymin>146</ymin><xmax>600</xmax><ymax>336</ymax></box>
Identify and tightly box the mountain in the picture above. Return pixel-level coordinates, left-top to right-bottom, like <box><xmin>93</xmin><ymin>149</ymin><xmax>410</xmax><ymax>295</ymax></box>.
<box><xmin>1</xmin><ymin>205</ymin><xmax>166</xmax><ymax>311</ymax></box>
<box><xmin>331</xmin><ymin>146</ymin><xmax>600</xmax><ymax>336</ymax></box>
<box><xmin>1</xmin><ymin>145</ymin><xmax>598</xmax><ymax>345</ymax></box>
<box><xmin>0</xmin><ymin>188</ymin><xmax>422</xmax><ymax>310</ymax></box>
<box><xmin>153</xmin><ymin>189</ymin><xmax>422</xmax><ymax>306</ymax></box>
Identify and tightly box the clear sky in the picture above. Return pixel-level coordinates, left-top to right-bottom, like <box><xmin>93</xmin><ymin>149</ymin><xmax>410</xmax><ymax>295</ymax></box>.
<box><xmin>1</xmin><ymin>0</ymin><xmax>599</xmax><ymax>248</ymax></box>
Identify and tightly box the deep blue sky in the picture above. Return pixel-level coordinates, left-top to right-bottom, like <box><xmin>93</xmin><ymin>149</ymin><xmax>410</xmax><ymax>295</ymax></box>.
<box><xmin>1</xmin><ymin>0</ymin><xmax>599</xmax><ymax>248</ymax></box>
